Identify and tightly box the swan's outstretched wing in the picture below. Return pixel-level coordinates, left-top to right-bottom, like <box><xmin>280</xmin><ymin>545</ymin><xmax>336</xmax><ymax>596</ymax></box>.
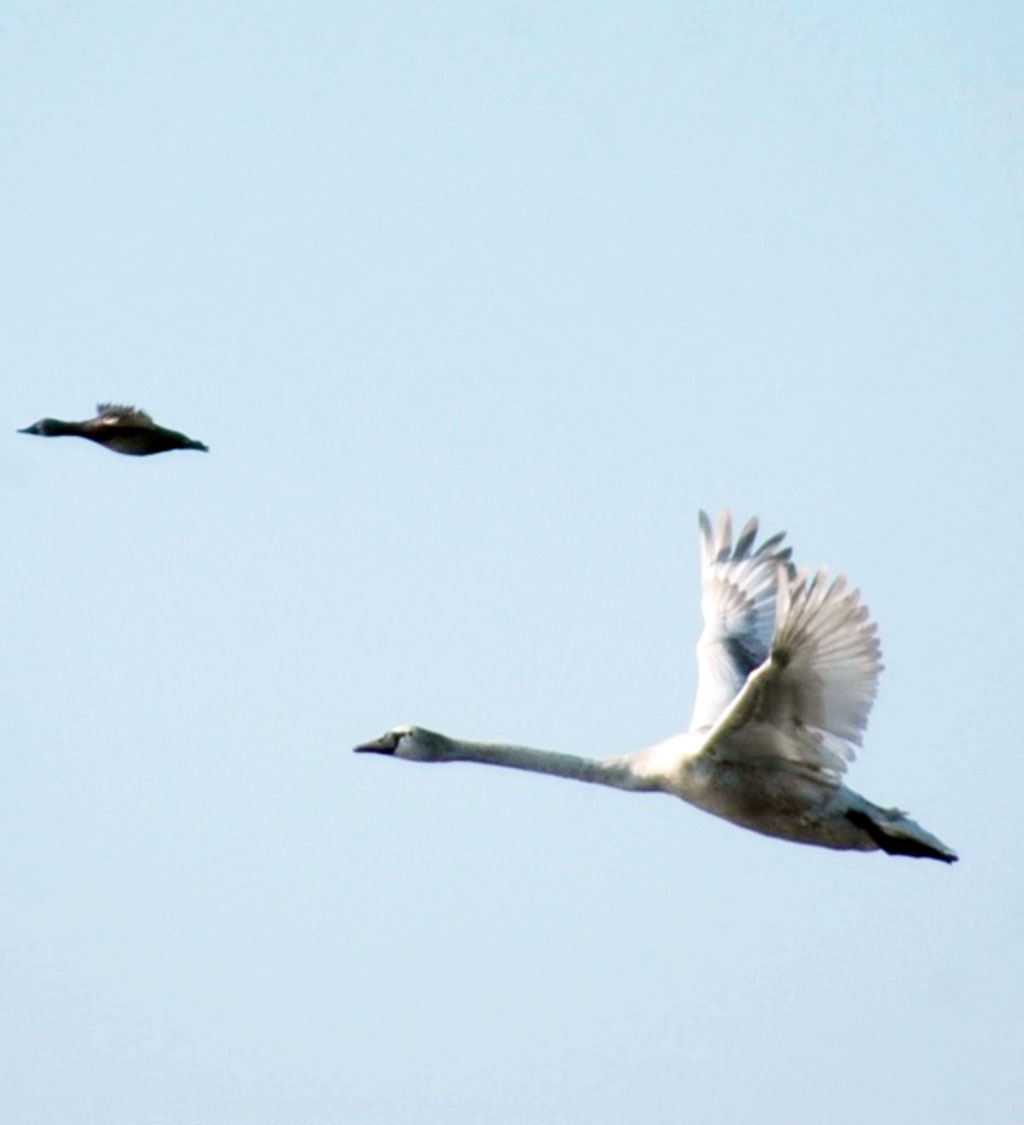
<box><xmin>688</xmin><ymin>511</ymin><xmax>794</xmax><ymax>733</ymax></box>
<box><xmin>696</xmin><ymin>565</ymin><xmax>883</xmax><ymax>782</ymax></box>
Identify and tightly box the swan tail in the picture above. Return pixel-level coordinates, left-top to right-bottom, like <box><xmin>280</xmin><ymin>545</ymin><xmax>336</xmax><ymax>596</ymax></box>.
<box><xmin>845</xmin><ymin>805</ymin><xmax>958</xmax><ymax>863</ymax></box>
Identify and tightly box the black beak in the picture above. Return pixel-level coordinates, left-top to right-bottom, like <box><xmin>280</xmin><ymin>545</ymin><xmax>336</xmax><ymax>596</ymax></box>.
<box><xmin>353</xmin><ymin>732</ymin><xmax>399</xmax><ymax>755</ymax></box>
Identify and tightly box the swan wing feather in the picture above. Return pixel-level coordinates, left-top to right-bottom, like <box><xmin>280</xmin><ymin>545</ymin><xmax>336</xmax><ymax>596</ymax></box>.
<box><xmin>688</xmin><ymin>510</ymin><xmax>794</xmax><ymax>732</ymax></box>
<box><xmin>694</xmin><ymin>563</ymin><xmax>883</xmax><ymax>782</ymax></box>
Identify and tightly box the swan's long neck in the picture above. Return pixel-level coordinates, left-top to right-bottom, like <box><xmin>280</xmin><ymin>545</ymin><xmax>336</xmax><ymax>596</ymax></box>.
<box><xmin>438</xmin><ymin>737</ymin><xmax>655</xmax><ymax>792</ymax></box>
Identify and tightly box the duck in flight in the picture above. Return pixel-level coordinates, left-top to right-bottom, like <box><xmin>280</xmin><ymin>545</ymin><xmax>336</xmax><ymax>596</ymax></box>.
<box><xmin>18</xmin><ymin>403</ymin><xmax>208</xmax><ymax>456</ymax></box>
<box><xmin>357</xmin><ymin>511</ymin><xmax>957</xmax><ymax>863</ymax></box>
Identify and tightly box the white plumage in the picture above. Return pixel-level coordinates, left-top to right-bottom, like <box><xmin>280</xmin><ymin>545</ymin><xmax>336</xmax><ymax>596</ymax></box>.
<box><xmin>357</xmin><ymin>511</ymin><xmax>957</xmax><ymax>863</ymax></box>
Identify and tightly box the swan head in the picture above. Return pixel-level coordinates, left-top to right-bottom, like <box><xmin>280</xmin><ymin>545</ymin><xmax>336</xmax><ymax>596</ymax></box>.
<box><xmin>353</xmin><ymin>724</ymin><xmax>451</xmax><ymax>762</ymax></box>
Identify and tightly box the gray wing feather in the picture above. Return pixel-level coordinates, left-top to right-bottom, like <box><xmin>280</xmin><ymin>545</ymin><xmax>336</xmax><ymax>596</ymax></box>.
<box><xmin>688</xmin><ymin>510</ymin><xmax>793</xmax><ymax>732</ymax></box>
<box><xmin>696</xmin><ymin>564</ymin><xmax>883</xmax><ymax>783</ymax></box>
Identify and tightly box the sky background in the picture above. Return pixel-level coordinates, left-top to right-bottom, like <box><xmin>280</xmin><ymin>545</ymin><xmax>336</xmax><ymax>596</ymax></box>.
<box><xmin>2</xmin><ymin>3</ymin><xmax>1022</xmax><ymax>1122</ymax></box>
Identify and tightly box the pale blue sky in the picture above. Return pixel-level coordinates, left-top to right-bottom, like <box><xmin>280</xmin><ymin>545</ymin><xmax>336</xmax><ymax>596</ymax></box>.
<box><xmin>3</xmin><ymin>3</ymin><xmax>1021</xmax><ymax>1122</ymax></box>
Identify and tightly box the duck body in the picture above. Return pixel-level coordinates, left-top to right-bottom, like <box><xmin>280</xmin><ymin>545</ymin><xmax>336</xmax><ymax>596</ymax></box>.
<box><xmin>18</xmin><ymin>404</ymin><xmax>208</xmax><ymax>455</ymax></box>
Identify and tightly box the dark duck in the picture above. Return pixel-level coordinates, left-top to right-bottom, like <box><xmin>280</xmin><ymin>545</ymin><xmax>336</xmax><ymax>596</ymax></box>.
<box><xmin>18</xmin><ymin>404</ymin><xmax>208</xmax><ymax>456</ymax></box>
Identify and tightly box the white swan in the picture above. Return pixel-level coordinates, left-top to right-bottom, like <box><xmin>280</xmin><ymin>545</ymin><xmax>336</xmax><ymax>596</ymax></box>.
<box><xmin>356</xmin><ymin>511</ymin><xmax>958</xmax><ymax>863</ymax></box>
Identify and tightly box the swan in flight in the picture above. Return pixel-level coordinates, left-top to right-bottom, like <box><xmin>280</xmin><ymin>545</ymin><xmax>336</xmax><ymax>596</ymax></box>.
<box><xmin>356</xmin><ymin>511</ymin><xmax>957</xmax><ymax>863</ymax></box>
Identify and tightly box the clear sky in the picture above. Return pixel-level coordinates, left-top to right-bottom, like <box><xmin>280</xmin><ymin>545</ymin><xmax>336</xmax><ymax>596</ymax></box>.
<box><xmin>3</xmin><ymin>3</ymin><xmax>1021</xmax><ymax>1122</ymax></box>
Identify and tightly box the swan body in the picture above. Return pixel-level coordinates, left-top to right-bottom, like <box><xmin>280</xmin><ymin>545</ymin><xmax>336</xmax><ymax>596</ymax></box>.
<box><xmin>357</xmin><ymin>511</ymin><xmax>957</xmax><ymax>863</ymax></box>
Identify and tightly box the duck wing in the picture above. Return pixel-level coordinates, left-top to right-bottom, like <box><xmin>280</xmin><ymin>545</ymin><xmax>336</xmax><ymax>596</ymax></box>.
<box><xmin>95</xmin><ymin>404</ymin><xmax>155</xmax><ymax>427</ymax></box>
